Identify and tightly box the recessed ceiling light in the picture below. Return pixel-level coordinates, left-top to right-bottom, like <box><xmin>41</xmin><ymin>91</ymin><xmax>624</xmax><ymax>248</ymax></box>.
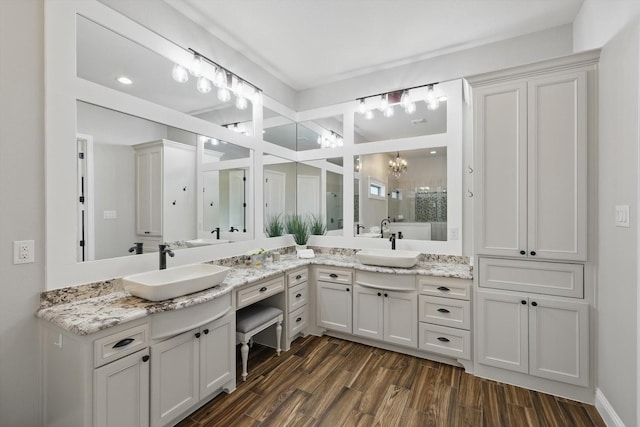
<box><xmin>116</xmin><ymin>76</ymin><xmax>133</xmax><ymax>85</ymax></box>
<box><xmin>430</xmin><ymin>150</ymin><xmax>437</xmax><ymax>154</ymax></box>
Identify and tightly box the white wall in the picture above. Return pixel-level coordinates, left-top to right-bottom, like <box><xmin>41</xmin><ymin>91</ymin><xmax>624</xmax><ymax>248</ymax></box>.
<box><xmin>573</xmin><ymin>0</ymin><xmax>640</xmax><ymax>51</ymax></box>
<box><xmin>0</xmin><ymin>1</ymin><xmax>44</xmax><ymax>426</ymax></box>
<box><xmin>593</xmin><ymin>18</ymin><xmax>639</xmax><ymax>427</ymax></box>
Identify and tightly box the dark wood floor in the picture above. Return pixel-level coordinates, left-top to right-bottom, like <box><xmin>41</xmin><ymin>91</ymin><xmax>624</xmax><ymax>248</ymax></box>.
<box><xmin>178</xmin><ymin>335</ymin><xmax>605</xmax><ymax>427</ymax></box>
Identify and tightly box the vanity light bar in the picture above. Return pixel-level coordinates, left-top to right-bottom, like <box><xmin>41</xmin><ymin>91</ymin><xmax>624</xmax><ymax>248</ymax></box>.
<box><xmin>171</xmin><ymin>48</ymin><xmax>263</xmax><ymax>108</ymax></box>
<box><xmin>356</xmin><ymin>82</ymin><xmax>445</xmax><ymax>117</ymax></box>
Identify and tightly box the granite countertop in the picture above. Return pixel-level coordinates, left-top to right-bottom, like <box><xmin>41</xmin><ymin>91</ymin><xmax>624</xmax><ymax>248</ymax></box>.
<box><xmin>36</xmin><ymin>253</ymin><xmax>472</xmax><ymax>336</ymax></box>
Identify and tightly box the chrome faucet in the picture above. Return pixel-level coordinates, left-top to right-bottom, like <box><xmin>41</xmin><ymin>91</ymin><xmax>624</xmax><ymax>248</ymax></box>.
<box><xmin>159</xmin><ymin>244</ymin><xmax>174</xmax><ymax>270</ymax></box>
<box><xmin>229</xmin><ymin>226</ymin><xmax>239</xmax><ymax>232</ymax></box>
<box><xmin>128</xmin><ymin>242</ymin><xmax>143</xmax><ymax>255</ymax></box>
<box><xmin>389</xmin><ymin>233</ymin><xmax>396</xmax><ymax>250</ymax></box>
<box><xmin>356</xmin><ymin>224</ymin><xmax>365</xmax><ymax>234</ymax></box>
<box><xmin>380</xmin><ymin>218</ymin><xmax>390</xmax><ymax>238</ymax></box>
<box><xmin>211</xmin><ymin>227</ymin><xmax>220</xmax><ymax>239</ymax></box>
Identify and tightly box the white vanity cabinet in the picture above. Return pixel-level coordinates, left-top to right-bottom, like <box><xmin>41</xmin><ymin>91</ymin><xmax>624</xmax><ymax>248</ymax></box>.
<box><xmin>353</xmin><ymin>272</ymin><xmax>417</xmax><ymax>348</ymax></box>
<box><xmin>316</xmin><ymin>267</ymin><xmax>353</xmax><ymax>333</ymax></box>
<box><xmin>134</xmin><ymin>139</ymin><xmax>196</xmax><ymax>246</ymax></box>
<box><xmin>476</xmin><ymin>289</ymin><xmax>589</xmax><ymax>387</ymax></box>
<box><xmin>287</xmin><ymin>267</ymin><xmax>309</xmax><ymax>340</ymax></box>
<box><xmin>470</xmin><ymin>54</ymin><xmax>596</xmax><ymax>262</ymax></box>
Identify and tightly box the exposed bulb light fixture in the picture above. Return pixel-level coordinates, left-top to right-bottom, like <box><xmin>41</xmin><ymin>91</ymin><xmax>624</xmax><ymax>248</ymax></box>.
<box><xmin>400</xmin><ymin>90</ymin><xmax>411</xmax><ymax>109</ymax></box>
<box><xmin>388</xmin><ymin>152</ymin><xmax>408</xmax><ymax>178</ymax></box>
<box><xmin>235</xmin><ymin>96</ymin><xmax>248</xmax><ymax>110</ymax></box>
<box><xmin>196</xmin><ymin>76</ymin><xmax>212</xmax><ymax>93</ymax></box>
<box><xmin>116</xmin><ymin>76</ymin><xmax>133</xmax><ymax>85</ymax></box>
<box><xmin>383</xmin><ymin>105</ymin><xmax>395</xmax><ymax>118</ymax></box>
<box><xmin>404</xmin><ymin>102</ymin><xmax>416</xmax><ymax>114</ymax></box>
<box><xmin>189</xmin><ymin>54</ymin><xmax>204</xmax><ymax>77</ymax></box>
<box><xmin>358</xmin><ymin>99</ymin><xmax>367</xmax><ymax>114</ymax></box>
<box><xmin>213</xmin><ymin>68</ymin><xmax>227</xmax><ymax>88</ymax></box>
<box><xmin>426</xmin><ymin>84</ymin><xmax>440</xmax><ymax>111</ymax></box>
<box><xmin>356</xmin><ymin>82</ymin><xmax>441</xmax><ymax>120</ymax></box>
<box><xmin>172</xmin><ymin>64</ymin><xmax>189</xmax><ymax>83</ymax></box>
<box><xmin>217</xmin><ymin>87</ymin><xmax>231</xmax><ymax>102</ymax></box>
<box><xmin>365</xmin><ymin>109</ymin><xmax>375</xmax><ymax>120</ymax></box>
<box><xmin>317</xmin><ymin>130</ymin><xmax>344</xmax><ymax>148</ymax></box>
<box><xmin>379</xmin><ymin>94</ymin><xmax>389</xmax><ymax>111</ymax></box>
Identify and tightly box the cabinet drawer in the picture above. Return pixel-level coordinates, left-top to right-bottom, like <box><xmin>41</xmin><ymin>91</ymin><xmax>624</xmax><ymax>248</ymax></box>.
<box><xmin>418</xmin><ymin>276</ymin><xmax>471</xmax><ymax>300</ymax></box>
<box><xmin>94</xmin><ymin>324</ymin><xmax>150</xmax><ymax>368</ymax></box>
<box><xmin>479</xmin><ymin>257</ymin><xmax>584</xmax><ymax>298</ymax></box>
<box><xmin>237</xmin><ymin>275</ymin><xmax>285</xmax><ymax>309</ymax></box>
<box><xmin>288</xmin><ymin>282</ymin><xmax>308</xmax><ymax>312</ymax></box>
<box><xmin>287</xmin><ymin>268</ymin><xmax>308</xmax><ymax>287</ymax></box>
<box><xmin>316</xmin><ymin>268</ymin><xmax>352</xmax><ymax>285</ymax></box>
<box><xmin>355</xmin><ymin>271</ymin><xmax>415</xmax><ymax>291</ymax></box>
<box><xmin>152</xmin><ymin>294</ymin><xmax>232</xmax><ymax>340</ymax></box>
<box><xmin>288</xmin><ymin>306</ymin><xmax>308</xmax><ymax>338</ymax></box>
<box><xmin>419</xmin><ymin>295</ymin><xmax>470</xmax><ymax>330</ymax></box>
<box><xmin>418</xmin><ymin>323</ymin><xmax>471</xmax><ymax>360</ymax></box>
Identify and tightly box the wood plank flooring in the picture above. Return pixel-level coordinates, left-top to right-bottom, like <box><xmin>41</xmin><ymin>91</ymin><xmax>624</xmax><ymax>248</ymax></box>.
<box><xmin>178</xmin><ymin>335</ymin><xmax>606</xmax><ymax>427</ymax></box>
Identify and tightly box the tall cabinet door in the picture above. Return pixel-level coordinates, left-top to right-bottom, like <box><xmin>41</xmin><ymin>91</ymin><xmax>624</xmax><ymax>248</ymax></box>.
<box><xmin>353</xmin><ymin>285</ymin><xmax>383</xmax><ymax>340</ymax></box>
<box><xmin>476</xmin><ymin>290</ymin><xmax>529</xmax><ymax>373</ymax></box>
<box><xmin>94</xmin><ymin>349</ymin><xmax>150</xmax><ymax>427</ymax></box>
<box><xmin>474</xmin><ymin>82</ymin><xmax>528</xmax><ymax>257</ymax></box>
<box><xmin>527</xmin><ymin>71</ymin><xmax>587</xmax><ymax>261</ymax></box>
<box><xmin>200</xmin><ymin>312</ymin><xmax>235</xmax><ymax>398</ymax></box>
<box><xmin>383</xmin><ymin>291</ymin><xmax>418</xmax><ymax>348</ymax></box>
<box><xmin>150</xmin><ymin>330</ymin><xmax>199</xmax><ymax>427</ymax></box>
<box><xmin>136</xmin><ymin>148</ymin><xmax>162</xmax><ymax>237</ymax></box>
<box><xmin>529</xmin><ymin>296</ymin><xmax>589</xmax><ymax>386</ymax></box>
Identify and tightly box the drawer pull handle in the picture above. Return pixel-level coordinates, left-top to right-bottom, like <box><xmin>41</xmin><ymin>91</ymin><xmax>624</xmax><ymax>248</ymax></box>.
<box><xmin>259</xmin><ymin>286</ymin><xmax>267</xmax><ymax>292</ymax></box>
<box><xmin>530</xmin><ymin>251</ymin><xmax>537</xmax><ymax>256</ymax></box>
<box><xmin>113</xmin><ymin>338</ymin><xmax>135</xmax><ymax>349</ymax></box>
<box><xmin>437</xmin><ymin>337</ymin><xmax>450</xmax><ymax>343</ymax></box>
<box><xmin>437</xmin><ymin>286</ymin><xmax>450</xmax><ymax>292</ymax></box>
<box><xmin>520</xmin><ymin>250</ymin><xmax>526</xmax><ymax>255</ymax></box>
<box><xmin>296</xmin><ymin>317</ymin><xmax>302</xmax><ymax>323</ymax></box>
<box><xmin>296</xmin><ymin>293</ymin><xmax>302</xmax><ymax>298</ymax></box>
<box><xmin>142</xmin><ymin>355</ymin><xmax>150</xmax><ymax>363</ymax></box>
<box><xmin>296</xmin><ymin>275</ymin><xmax>302</xmax><ymax>280</ymax></box>
<box><xmin>329</xmin><ymin>273</ymin><xmax>338</xmax><ymax>278</ymax></box>
<box><xmin>203</xmin><ymin>329</ymin><xmax>209</xmax><ymax>335</ymax></box>
<box><xmin>437</xmin><ymin>308</ymin><xmax>450</xmax><ymax>314</ymax></box>
<box><xmin>521</xmin><ymin>300</ymin><xmax>527</xmax><ymax>305</ymax></box>
<box><xmin>195</xmin><ymin>332</ymin><xmax>201</xmax><ymax>338</ymax></box>
<box><xmin>531</xmin><ymin>301</ymin><xmax>538</xmax><ymax>307</ymax></box>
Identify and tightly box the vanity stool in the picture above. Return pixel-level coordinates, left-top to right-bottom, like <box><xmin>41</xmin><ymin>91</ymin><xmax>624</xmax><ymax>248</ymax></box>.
<box><xmin>236</xmin><ymin>305</ymin><xmax>283</xmax><ymax>381</ymax></box>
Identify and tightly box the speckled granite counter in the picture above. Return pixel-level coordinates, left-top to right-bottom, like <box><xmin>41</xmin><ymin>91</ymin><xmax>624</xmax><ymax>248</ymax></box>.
<box><xmin>36</xmin><ymin>253</ymin><xmax>472</xmax><ymax>336</ymax></box>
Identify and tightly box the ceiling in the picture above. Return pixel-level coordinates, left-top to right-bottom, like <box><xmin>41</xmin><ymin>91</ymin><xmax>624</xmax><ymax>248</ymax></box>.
<box><xmin>166</xmin><ymin>0</ymin><xmax>585</xmax><ymax>90</ymax></box>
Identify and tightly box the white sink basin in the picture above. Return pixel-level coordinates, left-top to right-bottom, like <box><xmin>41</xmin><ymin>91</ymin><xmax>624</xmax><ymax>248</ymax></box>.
<box><xmin>123</xmin><ymin>264</ymin><xmax>230</xmax><ymax>301</ymax></box>
<box><xmin>185</xmin><ymin>238</ymin><xmax>231</xmax><ymax>248</ymax></box>
<box><xmin>356</xmin><ymin>232</ymin><xmax>382</xmax><ymax>238</ymax></box>
<box><xmin>356</xmin><ymin>249</ymin><xmax>421</xmax><ymax>268</ymax></box>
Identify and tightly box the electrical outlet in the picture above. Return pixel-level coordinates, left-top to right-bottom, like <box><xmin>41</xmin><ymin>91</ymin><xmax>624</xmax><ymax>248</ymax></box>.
<box><xmin>13</xmin><ymin>240</ymin><xmax>35</xmax><ymax>264</ymax></box>
<box><xmin>615</xmin><ymin>205</ymin><xmax>630</xmax><ymax>227</ymax></box>
<box><xmin>449</xmin><ymin>227</ymin><xmax>459</xmax><ymax>240</ymax></box>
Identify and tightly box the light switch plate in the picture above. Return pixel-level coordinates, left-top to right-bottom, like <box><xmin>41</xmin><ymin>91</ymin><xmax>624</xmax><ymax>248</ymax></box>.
<box><xmin>615</xmin><ymin>205</ymin><xmax>630</xmax><ymax>227</ymax></box>
<box><xmin>103</xmin><ymin>210</ymin><xmax>117</xmax><ymax>219</ymax></box>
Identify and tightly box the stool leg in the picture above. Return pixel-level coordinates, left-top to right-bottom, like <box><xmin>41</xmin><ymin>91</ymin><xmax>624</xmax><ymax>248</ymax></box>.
<box><xmin>240</xmin><ymin>340</ymin><xmax>249</xmax><ymax>381</ymax></box>
<box><xmin>275</xmin><ymin>320</ymin><xmax>282</xmax><ymax>356</ymax></box>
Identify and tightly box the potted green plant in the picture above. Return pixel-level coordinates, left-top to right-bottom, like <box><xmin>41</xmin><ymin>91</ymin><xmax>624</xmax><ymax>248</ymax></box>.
<box><xmin>309</xmin><ymin>214</ymin><xmax>327</xmax><ymax>236</ymax></box>
<box><xmin>285</xmin><ymin>213</ymin><xmax>310</xmax><ymax>248</ymax></box>
<box><xmin>265</xmin><ymin>213</ymin><xmax>284</xmax><ymax>237</ymax></box>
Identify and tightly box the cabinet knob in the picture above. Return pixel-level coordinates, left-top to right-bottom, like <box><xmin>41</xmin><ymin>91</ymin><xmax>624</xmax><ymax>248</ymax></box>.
<box><xmin>296</xmin><ymin>275</ymin><xmax>302</xmax><ymax>280</ymax></box>
<box><xmin>195</xmin><ymin>332</ymin><xmax>201</xmax><ymax>338</ymax></box>
<box><xmin>329</xmin><ymin>273</ymin><xmax>338</xmax><ymax>278</ymax></box>
<box><xmin>530</xmin><ymin>251</ymin><xmax>536</xmax><ymax>256</ymax></box>
<box><xmin>203</xmin><ymin>329</ymin><xmax>209</xmax><ymax>335</ymax></box>
<box><xmin>520</xmin><ymin>250</ymin><xmax>526</xmax><ymax>255</ymax></box>
<box><xmin>384</xmin><ymin>293</ymin><xmax>388</xmax><ymax>298</ymax></box>
<box><xmin>142</xmin><ymin>355</ymin><xmax>150</xmax><ymax>363</ymax></box>
<box><xmin>259</xmin><ymin>286</ymin><xmax>267</xmax><ymax>292</ymax></box>
<box><xmin>296</xmin><ymin>317</ymin><xmax>302</xmax><ymax>323</ymax></box>
<box><xmin>437</xmin><ymin>308</ymin><xmax>450</xmax><ymax>313</ymax></box>
<box><xmin>296</xmin><ymin>293</ymin><xmax>302</xmax><ymax>298</ymax></box>
<box><xmin>521</xmin><ymin>300</ymin><xmax>527</xmax><ymax>305</ymax></box>
<box><xmin>531</xmin><ymin>301</ymin><xmax>538</xmax><ymax>307</ymax></box>
<box><xmin>437</xmin><ymin>337</ymin><xmax>450</xmax><ymax>343</ymax></box>
<box><xmin>346</xmin><ymin>288</ymin><xmax>350</xmax><ymax>292</ymax></box>
<box><xmin>437</xmin><ymin>286</ymin><xmax>450</xmax><ymax>292</ymax></box>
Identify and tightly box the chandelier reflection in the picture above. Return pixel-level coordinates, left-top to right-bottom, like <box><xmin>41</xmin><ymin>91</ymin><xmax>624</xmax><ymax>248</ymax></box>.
<box><xmin>388</xmin><ymin>152</ymin><xmax>408</xmax><ymax>178</ymax></box>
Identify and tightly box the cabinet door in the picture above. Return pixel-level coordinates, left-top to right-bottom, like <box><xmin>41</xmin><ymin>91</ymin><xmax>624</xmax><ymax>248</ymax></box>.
<box><xmin>474</xmin><ymin>82</ymin><xmax>528</xmax><ymax>257</ymax></box>
<box><xmin>163</xmin><ymin>144</ymin><xmax>196</xmax><ymax>242</ymax></box>
<box><xmin>384</xmin><ymin>291</ymin><xmax>417</xmax><ymax>348</ymax></box>
<box><xmin>316</xmin><ymin>282</ymin><xmax>352</xmax><ymax>333</ymax></box>
<box><xmin>136</xmin><ymin>148</ymin><xmax>162</xmax><ymax>236</ymax></box>
<box><xmin>527</xmin><ymin>71</ymin><xmax>587</xmax><ymax>261</ymax></box>
<box><xmin>477</xmin><ymin>290</ymin><xmax>528</xmax><ymax>373</ymax></box>
<box><xmin>353</xmin><ymin>285</ymin><xmax>383</xmax><ymax>340</ymax></box>
<box><xmin>150</xmin><ymin>330</ymin><xmax>199</xmax><ymax>427</ymax></box>
<box><xmin>200</xmin><ymin>313</ymin><xmax>235</xmax><ymax>399</ymax></box>
<box><xmin>94</xmin><ymin>349</ymin><xmax>150</xmax><ymax>427</ymax></box>
<box><xmin>529</xmin><ymin>296</ymin><xmax>589</xmax><ymax>386</ymax></box>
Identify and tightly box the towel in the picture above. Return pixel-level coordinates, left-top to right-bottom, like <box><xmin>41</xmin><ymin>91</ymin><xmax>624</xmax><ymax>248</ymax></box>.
<box><xmin>297</xmin><ymin>249</ymin><xmax>315</xmax><ymax>258</ymax></box>
<box><xmin>369</xmin><ymin>226</ymin><xmax>381</xmax><ymax>233</ymax></box>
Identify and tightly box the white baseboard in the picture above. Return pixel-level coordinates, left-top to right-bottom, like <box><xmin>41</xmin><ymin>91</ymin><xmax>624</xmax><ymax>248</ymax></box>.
<box><xmin>595</xmin><ymin>388</ymin><xmax>625</xmax><ymax>427</ymax></box>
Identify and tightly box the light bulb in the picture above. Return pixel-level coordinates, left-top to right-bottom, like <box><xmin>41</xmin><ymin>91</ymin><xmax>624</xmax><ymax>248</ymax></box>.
<box><xmin>233</xmin><ymin>78</ymin><xmax>244</xmax><ymax>97</ymax></box>
<box><xmin>365</xmin><ymin>109</ymin><xmax>374</xmax><ymax>120</ymax></box>
<box><xmin>336</xmin><ymin>136</ymin><xmax>344</xmax><ymax>146</ymax></box>
<box><xmin>235</xmin><ymin>96</ymin><xmax>248</xmax><ymax>110</ymax></box>
<box><xmin>358</xmin><ymin>99</ymin><xmax>367</xmax><ymax>114</ymax></box>
<box><xmin>211</xmin><ymin>138</ymin><xmax>219</xmax><ymax>145</ymax></box>
<box><xmin>196</xmin><ymin>76</ymin><xmax>212</xmax><ymax>93</ymax></box>
<box><xmin>426</xmin><ymin>85</ymin><xmax>440</xmax><ymax>110</ymax></box>
<box><xmin>400</xmin><ymin>90</ymin><xmax>411</xmax><ymax>109</ymax></box>
<box><xmin>253</xmin><ymin>90</ymin><xmax>263</xmax><ymax>105</ymax></box>
<box><xmin>379</xmin><ymin>94</ymin><xmax>389</xmax><ymax>111</ymax></box>
<box><xmin>317</xmin><ymin>135</ymin><xmax>323</xmax><ymax>145</ymax></box>
<box><xmin>217</xmin><ymin>87</ymin><xmax>231</xmax><ymax>102</ymax></box>
<box><xmin>383</xmin><ymin>106</ymin><xmax>394</xmax><ymax>118</ymax></box>
<box><xmin>172</xmin><ymin>64</ymin><xmax>189</xmax><ymax>83</ymax></box>
<box><xmin>189</xmin><ymin>55</ymin><xmax>203</xmax><ymax>77</ymax></box>
<box><xmin>404</xmin><ymin>102</ymin><xmax>416</xmax><ymax>114</ymax></box>
<box><xmin>213</xmin><ymin>68</ymin><xmax>227</xmax><ymax>88</ymax></box>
